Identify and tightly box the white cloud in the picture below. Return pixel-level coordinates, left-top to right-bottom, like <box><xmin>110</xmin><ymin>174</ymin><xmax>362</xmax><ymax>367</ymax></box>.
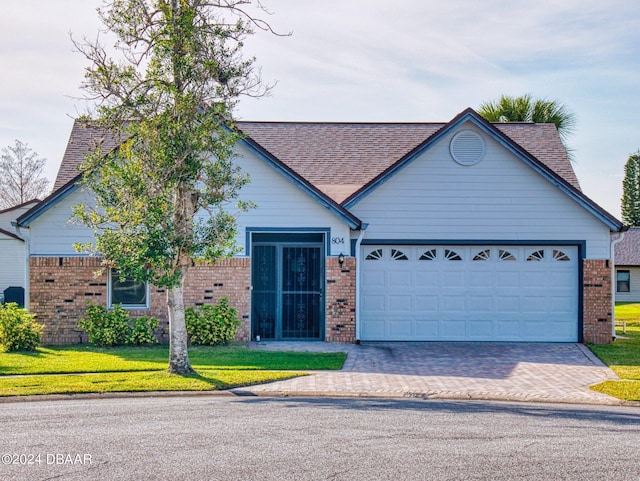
<box><xmin>1</xmin><ymin>0</ymin><xmax>638</xmax><ymax>216</ymax></box>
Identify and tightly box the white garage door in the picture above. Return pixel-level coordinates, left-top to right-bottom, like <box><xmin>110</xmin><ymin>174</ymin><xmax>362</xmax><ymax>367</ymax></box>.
<box><xmin>360</xmin><ymin>245</ymin><xmax>578</xmax><ymax>342</ymax></box>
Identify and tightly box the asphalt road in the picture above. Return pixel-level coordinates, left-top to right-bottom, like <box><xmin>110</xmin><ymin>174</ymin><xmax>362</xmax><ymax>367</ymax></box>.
<box><xmin>0</xmin><ymin>395</ymin><xmax>639</xmax><ymax>481</ymax></box>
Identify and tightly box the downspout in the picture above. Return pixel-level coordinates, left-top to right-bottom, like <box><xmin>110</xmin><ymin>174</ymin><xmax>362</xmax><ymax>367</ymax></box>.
<box><xmin>14</xmin><ymin>223</ymin><xmax>30</xmax><ymax>310</ymax></box>
<box><xmin>610</xmin><ymin>230</ymin><xmax>626</xmax><ymax>340</ymax></box>
<box><xmin>354</xmin><ymin>224</ymin><xmax>368</xmax><ymax>342</ymax></box>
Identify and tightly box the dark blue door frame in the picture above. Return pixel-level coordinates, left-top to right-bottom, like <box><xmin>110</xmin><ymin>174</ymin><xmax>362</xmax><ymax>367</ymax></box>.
<box><xmin>251</xmin><ymin>239</ymin><xmax>325</xmax><ymax>340</ymax></box>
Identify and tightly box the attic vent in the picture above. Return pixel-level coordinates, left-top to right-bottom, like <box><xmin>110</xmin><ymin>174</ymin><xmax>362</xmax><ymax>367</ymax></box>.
<box><xmin>449</xmin><ymin>130</ymin><xmax>485</xmax><ymax>166</ymax></box>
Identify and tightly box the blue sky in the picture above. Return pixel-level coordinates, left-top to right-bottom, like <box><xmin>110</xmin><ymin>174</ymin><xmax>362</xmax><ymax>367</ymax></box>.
<box><xmin>1</xmin><ymin>0</ymin><xmax>638</xmax><ymax>217</ymax></box>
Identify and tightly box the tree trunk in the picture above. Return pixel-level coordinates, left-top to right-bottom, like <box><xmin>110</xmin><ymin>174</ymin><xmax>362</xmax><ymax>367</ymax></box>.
<box><xmin>167</xmin><ymin>282</ymin><xmax>195</xmax><ymax>375</ymax></box>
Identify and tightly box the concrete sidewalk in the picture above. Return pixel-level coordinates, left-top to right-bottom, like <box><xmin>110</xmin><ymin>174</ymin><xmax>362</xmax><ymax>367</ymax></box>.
<box><xmin>238</xmin><ymin>341</ymin><xmax>621</xmax><ymax>405</ymax></box>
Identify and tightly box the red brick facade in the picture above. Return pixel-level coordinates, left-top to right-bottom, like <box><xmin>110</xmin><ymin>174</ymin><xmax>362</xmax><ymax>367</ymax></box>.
<box><xmin>30</xmin><ymin>256</ymin><xmax>357</xmax><ymax>345</ymax></box>
<box><xmin>29</xmin><ymin>256</ymin><xmax>614</xmax><ymax>345</ymax></box>
<box><xmin>325</xmin><ymin>257</ymin><xmax>356</xmax><ymax>343</ymax></box>
<box><xmin>30</xmin><ymin>256</ymin><xmax>108</xmax><ymax>345</ymax></box>
<box><xmin>582</xmin><ymin>259</ymin><xmax>613</xmax><ymax>344</ymax></box>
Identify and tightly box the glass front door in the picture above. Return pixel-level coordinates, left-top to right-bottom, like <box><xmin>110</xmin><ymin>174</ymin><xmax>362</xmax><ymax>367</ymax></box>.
<box><xmin>252</xmin><ymin>239</ymin><xmax>324</xmax><ymax>340</ymax></box>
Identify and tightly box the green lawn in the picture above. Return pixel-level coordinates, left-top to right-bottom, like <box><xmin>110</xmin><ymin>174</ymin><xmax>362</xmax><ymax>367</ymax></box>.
<box><xmin>611</xmin><ymin>302</ymin><xmax>640</xmax><ymax>323</ymax></box>
<box><xmin>589</xmin><ymin>304</ymin><xmax>640</xmax><ymax>401</ymax></box>
<box><xmin>0</xmin><ymin>344</ymin><xmax>346</xmax><ymax>397</ymax></box>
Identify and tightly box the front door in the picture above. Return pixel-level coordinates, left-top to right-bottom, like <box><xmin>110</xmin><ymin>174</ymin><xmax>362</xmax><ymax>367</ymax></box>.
<box><xmin>252</xmin><ymin>238</ymin><xmax>324</xmax><ymax>340</ymax></box>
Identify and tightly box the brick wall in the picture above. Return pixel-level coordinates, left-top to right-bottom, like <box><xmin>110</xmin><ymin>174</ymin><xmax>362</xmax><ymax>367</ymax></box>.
<box><xmin>30</xmin><ymin>256</ymin><xmax>251</xmax><ymax>345</ymax></box>
<box><xmin>325</xmin><ymin>257</ymin><xmax>356</xmax><ymax>343</ymax></box>
<box><xmin>582</xmin><ymin>259</ymin><xmax>613</xmax><ymax>344</ymax></box>
<box><xmin>183</xmin><ymin>259</ymin><xmax>251</xmax><ymax>342</ymax></box>
<box><xmin>31</xmin><ymin>255</ymin><xmax>614</xmax><ymax>346</ymax></box>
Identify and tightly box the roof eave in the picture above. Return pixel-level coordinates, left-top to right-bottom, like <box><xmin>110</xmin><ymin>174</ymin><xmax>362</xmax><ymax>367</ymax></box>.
<box><xmin>16</xmin><ymin>175</ymin><xmax>83</xmax><ymax>227</ymax></box>
<box><xmin>0</xmin><ymin>227</ymin><xmax>23</xmax><ymax>241</ymax></box>
<box><xmin>343</xmin><ymin>108</ymin><xmax>623</xmax><ymax>232</ymax></box>
<box><xmin>237</xmin><ymin>134</ymin><xmax>362</xmax><ymax>230</ymax></box>
<box><xmin>0</xmin><ymin>199</ymin><xmax>41</xmax><ymax>216</ymax></box>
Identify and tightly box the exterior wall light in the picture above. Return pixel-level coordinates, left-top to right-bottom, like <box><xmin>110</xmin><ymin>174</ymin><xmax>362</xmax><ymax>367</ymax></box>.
<box><xmin>338</xmin><ymin>253</ymin><xmax>345</xmax><ymax>267</ymax></box>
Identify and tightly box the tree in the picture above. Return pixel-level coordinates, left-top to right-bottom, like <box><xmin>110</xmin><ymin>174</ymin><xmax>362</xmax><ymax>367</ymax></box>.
<box><xmin>72</xmin><ymin>0</ymin><xmax>278</xmax><ymax>374</ymax></box>
<box><xmin>621</xmin><ymin>151</ymin><xmax>640</xmax><ymax>226</ymax></box>
<box><xmin>478</xmin><ymin>94</ymin><xmax>577</xmax><ymax>156</ymax></box>
<box><xmin>0</xmin><ymin>140</ymin><xmax>49</xmax><ymax>209</ymax></box>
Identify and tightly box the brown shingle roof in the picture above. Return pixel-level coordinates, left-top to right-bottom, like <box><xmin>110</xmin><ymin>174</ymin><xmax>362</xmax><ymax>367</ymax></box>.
<box><xmin>615</xmin><ymin>228</ymin><xmax>640</xmax><ymax>266</ymax></box>
<box><xmin>53</xmin><ymin>116</ymin><xmax>580</xmax><ymax>204</ymax></box>
<box><xmin>493</xmin><ymin>123</ymin><xmax>580</xmax><ymax>190</ymax></box>
<box><xmin>53</xmin><ymin>121</ymin><xmax>124</xmax><ymax>191</ymax></box>
<box><xmin>236</xmin><ymin>122</ymin><xmax>444</xmax><ymax>203</ymax></box>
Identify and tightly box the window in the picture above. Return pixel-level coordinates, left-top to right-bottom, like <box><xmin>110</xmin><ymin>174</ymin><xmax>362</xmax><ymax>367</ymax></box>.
<box><xmin>444</xmin><ymin>249</ymin><xmax>462</xmax><ymax>261</ymax></box>
<box><xmin>365</xmin><ymin>249</ymin><xmax>383</xmax><ymax>260</ymax></box>
<box><xmin>526</xmin><ymin>250</ymin><xmax>544</xmax><ymax>262</ymax></box>
<box><xmin>498</xmin><ymin>249</ymin><xmax>516</xmax><ymax>261</ymax></box>
<box><xmin>553</xmin><ymin>249</ymin><xmax>570</xmax><ymax>261</ymax></box>
<box><xmin>473</xmin><ymin>249</ymin><xmax>490</xmax><ymax>261</ymax></box>
<box><xmin>617</xmin><ymin>270</ymin><xmax>631</xmax><ymax>293</ymax></box>
<box><xmin>419</xmin><ymin>249</ymin><xmax>437</xmax><ymax>261</ymax></box>
<box><xmin>391</xmin><ymin>249</ymin><xmax>408</xmax><ymax>260</ymax></box>
<box><xmin>109</xmin><ymin>269</ymin><xmax>149</xmax><ymax>308</ymax></box>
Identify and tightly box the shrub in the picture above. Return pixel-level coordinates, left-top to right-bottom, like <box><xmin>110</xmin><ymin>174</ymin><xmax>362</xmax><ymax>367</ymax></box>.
<box><xmin>0</xmin><ymin>302</ymin><xmax>44</xmax><ymax>351</ymax></box>
<box><xmin>185</xmin><ymin>298</ymin><xmax>240</xmax><ymax>346</ymax></box>
<box><xmin>78</xmin><ymin>304</ymin><xmax>158</xmax><ymax>347</ymax></box>
<box><xmin>129</xmin><ymin>316</ymin><xmax>159</xmax><ymax>345</ymax></box>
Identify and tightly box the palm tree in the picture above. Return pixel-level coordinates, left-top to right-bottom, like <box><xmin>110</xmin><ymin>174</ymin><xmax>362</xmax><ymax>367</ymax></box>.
<box><xmin>478</xmin><ymin>94</ymin><xmax>576</xmax><ymax>146</ymax></box>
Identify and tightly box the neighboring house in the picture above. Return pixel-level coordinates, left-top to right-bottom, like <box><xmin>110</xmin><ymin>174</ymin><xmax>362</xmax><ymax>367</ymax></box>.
<box><xmin>16</xmin><ymin>108</ymin><xmax>623</xmax><ymax>345</ymax></box>
<box><xmin>614</xmin><ymin>227</ymin><xmax>640</xmax><ymax>302</ymax></box>
<box><xmin>0</xmin><ymin>200</ymin><xmax>40</xmax><ymax>304</ymax></box>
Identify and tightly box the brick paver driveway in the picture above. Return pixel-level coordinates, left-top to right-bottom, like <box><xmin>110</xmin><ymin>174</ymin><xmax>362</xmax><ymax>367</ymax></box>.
<box><xmin>243</xmin><ymin>342</ymin><xmax>620</xmax><ymax>405</ymax></box>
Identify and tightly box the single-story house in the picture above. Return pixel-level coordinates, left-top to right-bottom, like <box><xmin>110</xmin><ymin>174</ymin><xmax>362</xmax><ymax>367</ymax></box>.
<box><xmin>0</xmin><ymin>199</ymin><xmax>40</xmax><ymax>305</ymax></box>
<box><xmin>614</xmin><ymin>227</ymin><xmax>640</xmax><ymax>302</ymax></box>
<box><xmin>15</xmin><ymin>108</ymin><xmax>623</xmax><ymax>345</ymax></box>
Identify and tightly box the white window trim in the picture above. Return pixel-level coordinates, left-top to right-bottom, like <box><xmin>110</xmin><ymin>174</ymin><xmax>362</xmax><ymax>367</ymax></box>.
<box><xmin>616</xmin><ymin>269</ymin><xmax>631</xmax><ymax>294</ymax></box>
<box><xmin>107</xmin><ymin>269</ymin><xmax>150</xmax><ymax>309</ymax></box>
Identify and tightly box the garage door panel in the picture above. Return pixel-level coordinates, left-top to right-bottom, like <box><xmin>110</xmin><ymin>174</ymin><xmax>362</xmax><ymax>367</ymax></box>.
<box><xmin>361</xmin><ymin>294</ymin><xmax>385</xmax><ymax>312</ymax></box>
<box><xmin>496</xmin><ymin>271</ymin><xmax>520</xmax><ymax>288</ymax></box>
<box><xmin>442</xmin><ymin>295</ymin><xmax>465</xmax><ymax>312</ymax></box>
<box><xmin>469</xmin><ymin>295</ymin><xmax>493</xmax><ymax>312</ymax></box>
<box><xmin>361</xmin><ymin>245</ymin><xmax>579</xmax><ymax>342</ymax></box>
<box><xmin>389</xmin><ymin>270</ymin><xmax>412</xmax><ymax>287</ymax></box>
<box><xmin>469</xmin><ymin>320</ymin><xmax>494</xmax><ymax>338</ymax></box>
<box><xmin>415</xmin><ymin>320</ymin><xmax>439</xmax><ymax>337</ymax></box>
<box><xmin>521</xmin><ymin>297</ymin><xmax>548</xmax><ymax>312</ymax></box>
<box><xmin>548</xmin><ymin>272</ymin><xmax>575</xmax><ymax>287</ymax></box>
<box><xmin>495</xmin><ymin>320</ymin><xmax>521</xmax><ymax>339</ymax></box>
<box><xmin>362</xmin><ymin>271</ymin><xmax>385</xmax><ymax>288</ymax></box>
<box><xmin>523</xmin><ymin>321</ymin><xmax>551</xmax><ymax>339</ymax></box>
<box><xmin>495</xmin><ymin>296</ymin><xmax>520</xmax><ymax>312</ymax></box>
<box><xmin>522</xmin><ymin>271</ymin><xmax>547</xmax><ymax>288</ymax></box>
<box><xmin>388</xmin><ymin>319</ymin><xmax>412</xmax><ymax>338</ymax></box>
<box><xmin>550</xmin><ymin>296</ymin><xmax>575</xmax><ymax>313</ymax></box>
<box><xmin>442</xmin><ymin>271</ymin><xmax>465</xmax><ymax>288</ymax></box>
<box><xmin>361</xmin><ymin>320</ymin><xmax>385</xmax><ymax>340</ymax></box>
<box><xmin>441</xmin><ymin>320</ymin><xmax>467</xmax><ymax>338</ymax></box>
<box><xmin>468</xmin><ymin>271</ymin><xmax>492</xmax><ymax>287</ymax></box>
<box><xmin>415</xmin><ymin>295</ymin><xmax>438</xmax><ymax>312</ymax></box>
<box><xmin>416</xmin><ymin>271</ymin><xmax>438</xmax><ymax>287</ymax></box>
<box><xmin>548</xmin><ymin>321</ymin><xmax>576</xmax><ymax>340</ymax></box>
<box><xmin>388</xmin><ymin>295</ymin><xmax>412</xmax><ymax>312</ymax></box>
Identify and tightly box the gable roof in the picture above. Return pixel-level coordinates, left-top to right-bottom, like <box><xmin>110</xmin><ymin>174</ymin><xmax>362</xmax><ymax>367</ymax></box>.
<box><xmin>0</xmin><ymin>199</ymin><xmax>40</xmax><ymax>217</ymax></box>
<box><xmin>53</xmin><ymin>114</ymin><xmax>581</xmax><ymax>205</ymax></box>
<box><xmin>0</xmin><ymin>199</ymin><xmax>40</xmax><ymax>239</ymax></box>
<box><xmin>0</xmin><ymin>228</ymin><xmax>22</xmax><ymax>241</ymax></box>
<box><xmin>236</xmin><ymin>118</ymin><xmax>580</xmax><ymax>204</ymax></box>
<box><xmin>614</xmin><ymin>227</ymin><xmax>640</xmax><ymax>266</ymax></box>
<box><xmin>38</xmin><ymin>108</ymin><xmax>621</xmax><ymax>232</ymax></box>
<box><xmin>340</xmin><ymin>108</ymin><xmax>620</xmax><ymax>231</ymax></box>
<box><xmin>52</xmin><ymin>120</ymin><xmax>123</xmax><ymax>191</ymax></box>
<box><xmin>25</xmin><ymin>119</ymin><xmax>362</xmax><ymax>229</ymax></box>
